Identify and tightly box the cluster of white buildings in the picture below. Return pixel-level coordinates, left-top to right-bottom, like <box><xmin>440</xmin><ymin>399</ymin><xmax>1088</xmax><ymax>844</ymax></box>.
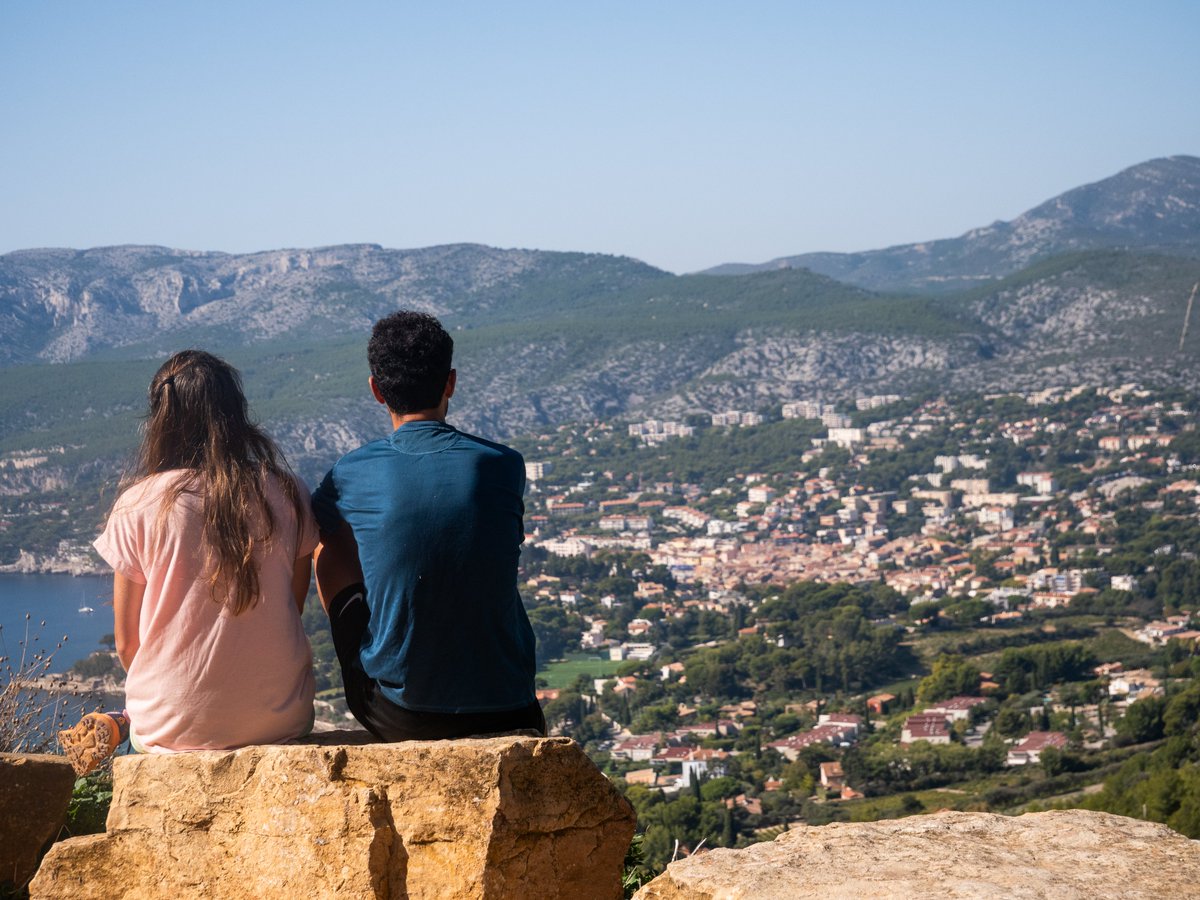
<box><xmin>524</xmin><ymin>385</ymin><xmax>1199</xmax><ymax>640</ymax></box>
<box><xmin>627</xmin><ymin>419</ymin><xmax>696</xmax><ymax>444</ymax></box>
<box><xmin>711</xmin><ymin>410</ymin><xmax>764</xmax><ymax>427</ymax></box>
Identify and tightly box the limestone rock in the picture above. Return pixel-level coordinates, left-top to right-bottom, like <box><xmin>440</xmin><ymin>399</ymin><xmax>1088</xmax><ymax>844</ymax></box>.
<box><xmin>0</xmin><ymin>752</ymin><xmax>76</xmax><ymax>889</ymax></box>
<box><xmin>30</xmin><ymin>734</ymin><xmax>633</xmax><ymax>899</ymax></box>
<box><xmin>633</xmin><ymin>809</ymin><xmax>1200</xmax><ymax>900</ymax></box>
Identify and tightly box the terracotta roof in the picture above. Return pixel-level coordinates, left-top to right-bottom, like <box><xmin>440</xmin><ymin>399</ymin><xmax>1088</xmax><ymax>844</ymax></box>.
<box><xmin>1013</xmin><ymin>731</ymin><xmax>1068</xmax><ymax>752</ymax></box>
<box><xmin>903</xmin><ymin>714</ymin><xmax>949</xmax><ymax>739</ymax></box>
<box><xmin>924</xmin><ymin>696</ymin><xmax>986</xmax><ymax>712</ymax></box>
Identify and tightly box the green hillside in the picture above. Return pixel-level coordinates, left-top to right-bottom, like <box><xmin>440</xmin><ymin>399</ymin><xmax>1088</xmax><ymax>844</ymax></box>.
<box><xmin>4</xmin><ymin>250</ymin><xmax>1200</xmax><ymax>465</ymax></box>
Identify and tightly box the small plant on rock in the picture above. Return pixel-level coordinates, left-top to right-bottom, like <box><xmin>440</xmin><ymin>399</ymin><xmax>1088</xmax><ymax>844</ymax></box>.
<box><xmin>65</xmin><ymin>770</ymin><xmax>114</xmax><ymax>836</ymax></box>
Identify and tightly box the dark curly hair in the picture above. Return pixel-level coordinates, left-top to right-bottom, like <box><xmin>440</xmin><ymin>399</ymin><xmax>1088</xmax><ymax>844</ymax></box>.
<box><xmin>368</xmin><ymin>310</ymin><xmax>454</xmax><ymax>414</ymax></box>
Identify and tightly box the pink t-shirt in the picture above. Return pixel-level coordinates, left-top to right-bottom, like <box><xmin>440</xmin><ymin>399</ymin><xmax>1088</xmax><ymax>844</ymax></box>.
<box><xmin>93</xmin><ymin>470</ymin><xmax>318</xmax><ymax>752</ymax></box>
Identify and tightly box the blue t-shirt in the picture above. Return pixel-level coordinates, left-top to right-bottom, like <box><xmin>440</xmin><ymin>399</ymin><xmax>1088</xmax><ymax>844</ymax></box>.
<box><xmin>312</xmin><ymin>420</ymin><xmax>536</xmax><ymax>714</ymax></box>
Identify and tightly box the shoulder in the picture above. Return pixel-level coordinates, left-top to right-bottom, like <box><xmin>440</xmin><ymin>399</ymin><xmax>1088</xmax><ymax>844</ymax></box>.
<box><xmin>112</xmin><ymin>471</ymin><xmax>189</xmax><ymax>513</ymax></box>
<box><xmin>454</xmin><ymin>430</ymin><xmax>524</xmax><ymax>464</ymax></box>
<box><xmin>321</xmin><ymin>438</ymin><xmax>392</xmax><ymax>485</ymax></box>
<box><xmin>335</xmin><ymin>437</ymin><xmax>393</xmax><ymax>468</ymax></box>
<box><xmin>455</xmin><ymin>431</ymin><xmax>525</xmax><ymax>483</ymax></box>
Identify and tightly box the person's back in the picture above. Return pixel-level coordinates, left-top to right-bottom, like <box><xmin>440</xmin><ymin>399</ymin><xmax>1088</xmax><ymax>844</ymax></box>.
<box><xmin>97</xmin><ymin>468</ymin><xmax>315</xmax><ymax>750</ymax></box>
<box><xmin>62</xmin><ymin>349</ymin><xmax>317</xmax><ymax>773</ymax></box>
<box><xmin>313</xmin><ymin>311</ymin><xmax>541</xmax><ymax>740</ymax></box>
<box><xmin>318</xmin><ymin>422</ymin><xmax>533</xmax><ymax>713</ymax></box>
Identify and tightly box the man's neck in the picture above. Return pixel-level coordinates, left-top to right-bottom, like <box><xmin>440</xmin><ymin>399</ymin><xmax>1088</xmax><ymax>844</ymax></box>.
<box><xmin>389</xmin><ymin>409</ymin><xmax>446</xmax><ymax>431</ymax></box>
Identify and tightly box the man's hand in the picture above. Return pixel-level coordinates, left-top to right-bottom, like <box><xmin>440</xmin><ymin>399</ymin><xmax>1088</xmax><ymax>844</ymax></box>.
<box><xmin>314</xmin><ymin>521</ymin><xmax>365</xmax><ymax>614</ymax></box>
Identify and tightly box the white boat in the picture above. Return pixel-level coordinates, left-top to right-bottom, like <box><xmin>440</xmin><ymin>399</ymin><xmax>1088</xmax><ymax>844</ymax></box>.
<box><xmin>78</xmin><ymin>606</ymin><xmax>95</xmax><ymax>614</ymax></box>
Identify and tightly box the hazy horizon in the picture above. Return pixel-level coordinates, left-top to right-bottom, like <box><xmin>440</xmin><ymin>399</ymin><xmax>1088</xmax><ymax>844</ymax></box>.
<box><xmin>3</xmin><ymin>2</ymin><xmax>1198</xmax><ymax>274</ymax></box>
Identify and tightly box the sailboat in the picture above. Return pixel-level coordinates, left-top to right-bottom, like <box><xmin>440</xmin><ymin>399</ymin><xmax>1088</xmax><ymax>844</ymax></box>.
<box><xmin>77</xmin><ymin>583</ymin><xmax>99</xmax><ymax>614</ymax></box>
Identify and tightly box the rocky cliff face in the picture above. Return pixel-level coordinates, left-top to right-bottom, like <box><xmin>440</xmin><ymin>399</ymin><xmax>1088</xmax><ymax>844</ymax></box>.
<box><xmin>0</xmin><ymin>243</ymin><xmax>667</xmax><ymax>364</ymax></box>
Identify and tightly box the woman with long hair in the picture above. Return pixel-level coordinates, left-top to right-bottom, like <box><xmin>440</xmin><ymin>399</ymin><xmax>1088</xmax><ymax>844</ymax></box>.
<box><xmin>60</xmin><ymin>350</ymin><xmax>317</xmax><ymax>772</ymax></box>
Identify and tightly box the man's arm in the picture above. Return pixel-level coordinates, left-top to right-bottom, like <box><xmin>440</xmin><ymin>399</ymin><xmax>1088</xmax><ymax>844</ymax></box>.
<box><xmin>311</xmin><ymin>466</ymin><xmax>364</xmax><ymax>613</ymax></box>
<box><xmin>314</xmin><ymin>521</ymin><xmax>364</xmax><ymax>614</ymax></box>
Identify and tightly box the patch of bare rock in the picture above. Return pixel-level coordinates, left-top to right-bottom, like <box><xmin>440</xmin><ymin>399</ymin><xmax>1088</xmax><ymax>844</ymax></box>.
<box><xmin>633</xmin><ymin>809</ymin><xmax>1200</xmax><ymax>899</ymax></box>
<box><xmin>30</xmin><ymin>733</ymin><xmax>634</xmax><ymax>899</ymax></box>
<box><xmin>0</xmin><ymin>753</ymin><xmax>76</xmax><ymax>890</ymax></box>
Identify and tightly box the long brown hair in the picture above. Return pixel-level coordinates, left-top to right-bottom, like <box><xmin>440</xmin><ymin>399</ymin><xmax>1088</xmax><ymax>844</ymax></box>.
<box><xmin>129</xmin><ymin>350</ymin><xmax>304</xmax><ymax>615</ymax></box>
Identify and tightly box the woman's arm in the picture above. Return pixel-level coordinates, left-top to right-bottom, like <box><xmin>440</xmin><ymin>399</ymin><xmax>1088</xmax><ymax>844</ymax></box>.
<box><xmin>291</xmin><ymin>555</ymin><xmax>313</xmax><ymax>615</ymax></box>
<box><xmin>112</xmin><ymin>572</ymin><xmax>145</xmax><ymax>671</ymax></box>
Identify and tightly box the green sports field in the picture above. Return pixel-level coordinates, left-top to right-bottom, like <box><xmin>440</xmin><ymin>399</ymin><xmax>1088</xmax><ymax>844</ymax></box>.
<box><xmin>537</xmin><ymin>653</ymin><xmax>623</xmax><ymax>690</ymax></box>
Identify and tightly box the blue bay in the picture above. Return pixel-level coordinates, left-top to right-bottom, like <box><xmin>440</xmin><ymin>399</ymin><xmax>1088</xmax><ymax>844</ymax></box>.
<box><xmin>0</xmin><ymin>574</ymin><xmax>115</xmax><ymax>673</ymax></box>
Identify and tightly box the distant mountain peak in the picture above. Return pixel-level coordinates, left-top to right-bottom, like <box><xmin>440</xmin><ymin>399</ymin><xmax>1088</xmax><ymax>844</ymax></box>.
<box><xmin>702</xmin><ymin>155</ymin><xmax>1200</xmax><ymax>291</ymax></box>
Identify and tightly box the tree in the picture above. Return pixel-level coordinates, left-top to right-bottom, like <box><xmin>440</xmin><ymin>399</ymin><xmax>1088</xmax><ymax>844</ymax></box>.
<box><xmin>720</xmin><ymin>807</ymin><xmax>737</xmax><ymax>847</ymax></box>
<box><xmin>993</xmin><ymin>704</ymin><xmax>1031</xmax><ymax>739</ymax></box>
<box><xmin>631</xmin><ymin>703</ymin><xmax>678</xmax><ymax>735</ymax></box>
<box><xmin>1164</xmin><ymin>683</ymin><xmax>1200</xmax><ymax>737</ymax></box>
<box><xmin>916</xmin><ymin>656</ymin><xmax>980</xmax><ymax>704</ymax></box>
<box><xmin>684</xmin><ymin>646</ymin><xmax>743</xmax><ymax>700</ymax></box>
<box><xmin>543</xmin><ymin>690</ymin><xmax>589</xmax><ymax>730</ymax></box>
<box><xmin>70</xmin><ymin>651</ymin><xmax>118</xmax><ymax>679</ymax></box>
<box><xmin>526</xmin><ymin>604</ymin><xmax>579</xmax><ymax>664</ymax></box>
<box><xmin>1039</xmin><ymin>746</ymin><xmax>1065</xmax><ymax>777</ymax></box>
<box><xmin>569</xmin><ymin>713</ymin><xmax>613</xmax><ymax>748</ymax></box>
<box><xmin>700</xmin><ymin>777</ymin><xmax>739</xmax><ymax>802</ymax></box>
<box><xmin>1117</xmin><ymin>696</ymin><xmax>1167</xmax><ymax>745</ymax></box>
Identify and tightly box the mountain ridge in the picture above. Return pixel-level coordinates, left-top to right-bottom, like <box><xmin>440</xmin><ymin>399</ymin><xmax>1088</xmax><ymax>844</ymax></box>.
<box><xmin>0</xmin><ymin>242</ymin><xmax>670</xmax><ymax>365</ymax></box>
<box><xmin>1</xmin><ymin>155</ymin><xmax>1199</xmax><ymax>497</ymax></box>
<box><xmin>2</xmin><ymin>248</ymin><xmax>1198</xmax><ymax>465</ymax></box>
<box><xmin>701</xmin><ymin>155</ymin><xmax>1200</xmax><ymax>292</ymax></box>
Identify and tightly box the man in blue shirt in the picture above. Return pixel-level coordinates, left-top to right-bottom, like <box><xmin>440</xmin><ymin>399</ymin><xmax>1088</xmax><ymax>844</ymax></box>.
<box><xmin>311</xmin><ymin>310</ymin><xmax>542</xmax><ymax>740</ymax></box>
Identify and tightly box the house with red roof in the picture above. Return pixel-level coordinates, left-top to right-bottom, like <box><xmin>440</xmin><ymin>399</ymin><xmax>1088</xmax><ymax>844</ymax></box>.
<box><xmin>901</xmin><ymin>713</ymin><xmax>951</xmax><ymax>745</ymax></box>
<box><xmin>923</xmin><ymin>696</ymin><xmax>987</xmax><ymax>722</ymax></box>
<box><xmin>1007</xmin><ymin>731</ymin><xmax>1067</xmax><ymax>765</ymax></box>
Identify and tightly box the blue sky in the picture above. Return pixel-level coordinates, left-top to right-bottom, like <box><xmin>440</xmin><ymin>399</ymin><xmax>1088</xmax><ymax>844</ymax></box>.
<box><xmin>2</xmin><ymin>2</ymin><xmax>1197</xmax><ymax>273</ymax></box>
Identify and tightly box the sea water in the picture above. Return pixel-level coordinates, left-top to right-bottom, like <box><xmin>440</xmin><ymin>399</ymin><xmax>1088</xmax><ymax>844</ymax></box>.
<box><xmin>0</xmin><ymin>573</ymin><xmax>115</xmax><ymax>673</ymax></box>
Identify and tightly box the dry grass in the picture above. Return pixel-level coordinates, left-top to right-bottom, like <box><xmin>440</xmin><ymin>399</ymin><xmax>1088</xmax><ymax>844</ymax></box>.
<box><xmin>0</xmin><ymin>614</ymin><xmax>77</xmax><ymax>754</ymax></box>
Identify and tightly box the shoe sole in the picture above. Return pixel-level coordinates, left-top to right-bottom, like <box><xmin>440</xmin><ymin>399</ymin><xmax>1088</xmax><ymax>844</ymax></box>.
<box><xmin>59</xmin><ymin>713</ymin><xmax>119</xmax><ymax>776</ymax></box>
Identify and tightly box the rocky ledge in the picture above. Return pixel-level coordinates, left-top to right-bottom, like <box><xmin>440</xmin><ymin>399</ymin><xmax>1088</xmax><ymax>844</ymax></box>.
<box><xmin>0</xmin><ymin>753</ymin><xmax>76</xmax><ymax>890</ymax></box>
<box><xmin>633</xmin><ymin>808</ymin><xmax>1200</xmax><ymax>899</ymax></box>
<box><xmin>30</xmin><ymin>733</ymin><xmax>635</xmax><ymax>899</ymax></box>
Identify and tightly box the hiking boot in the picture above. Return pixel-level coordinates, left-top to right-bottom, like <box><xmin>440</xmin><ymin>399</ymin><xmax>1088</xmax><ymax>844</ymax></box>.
<box><xmin>59</xmin><ymin>710</ymin><xmax>130</xmax><ymax>776</ymax></box>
